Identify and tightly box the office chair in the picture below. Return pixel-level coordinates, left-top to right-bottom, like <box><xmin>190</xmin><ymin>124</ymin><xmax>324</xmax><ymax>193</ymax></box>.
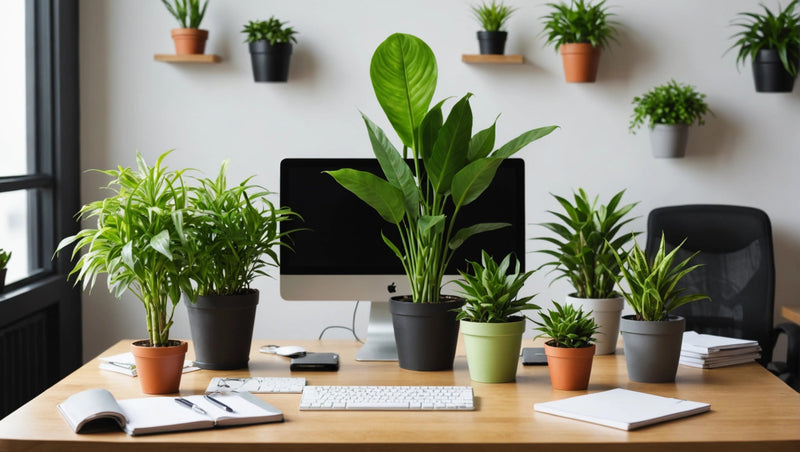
<box><xmin>646</xmin><ymin>205</ymin><xmax>800</xmax><ymax>390</ymax></box>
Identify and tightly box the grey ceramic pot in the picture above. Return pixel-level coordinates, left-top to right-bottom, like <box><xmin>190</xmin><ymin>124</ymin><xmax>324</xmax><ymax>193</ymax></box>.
<box><xmin>620</xmin><ymin>315</ymin><xmax>685</xmax><ymax>383</ymax></box>
<box><xmin>649</xmin><ymin>124</ymin><xmax>689</xmax><ymax>158</ymax></box>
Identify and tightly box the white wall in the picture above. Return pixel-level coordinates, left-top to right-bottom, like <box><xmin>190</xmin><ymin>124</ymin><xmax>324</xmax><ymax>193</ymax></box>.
<box><xmin>79</xmin><ymin>0</ymin><xmax>800</xmax><ymax>361</ymax></box>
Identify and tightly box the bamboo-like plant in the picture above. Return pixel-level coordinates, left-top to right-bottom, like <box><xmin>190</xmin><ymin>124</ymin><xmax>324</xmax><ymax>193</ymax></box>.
<box><xmin>0</xmin><ymin>249</ymin><xmax>10</xmax><ymax>269</ymax></box>
<box><xmin>241</xmin><ymin>17</ymin><xmax>298</xmax><ymax>45</ymax></box>
<box><xmin>536</xmin><ymin>189</ymin><xmax>638</xmax><ymax>299</ymax></box>
<box><xmin>453</xmin><ymin>251</ymin><xmax>539</xmax><ymax>323</ymax></box>
<box><xmin>727</xmin><ymin>0</ymin><xmax>800</xmax><ymax>77</ymax></box>
<box><xmin>540</xmin><ymin>0</ymin><xmax>618</xmax><ymax>51</ymax></box>
<box><xmin>611</xmin><ymin>234</ymin><xmax>709</xmax><ymax>321</ymax></box>
<box><xmin>471</xmin><ymin>1</ymin><xmax>517</xmax><ymax>32</ymax></box>
<box><xmin>326</xmin><ymin>33</ymin><xmax>557</xmax><ymax>304</ymax></box>
<box><xmin>161</xmin><ymin>0</ymin><xmax>208</xmax><ymax>29</ymax></box>
<box><xmin>628</xmin><ymin>80</ymin><xmax>712</xmax><ymax>134</ymax></box>
<box><xmin>533</xmin><ymin>301</ymin><xmax>598</xmax><ymax>348</ymax></box>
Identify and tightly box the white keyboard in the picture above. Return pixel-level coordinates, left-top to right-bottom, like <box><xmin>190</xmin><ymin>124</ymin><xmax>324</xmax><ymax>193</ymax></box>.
<box><xmin>206</xmin><ymin>377</ymin><xmax>307</xmax><ymax>394</ymax></box>
<box><xmin>299</xmin><ymin>385</ymin><xmax>475</xmax><ymax>410</ymax></box>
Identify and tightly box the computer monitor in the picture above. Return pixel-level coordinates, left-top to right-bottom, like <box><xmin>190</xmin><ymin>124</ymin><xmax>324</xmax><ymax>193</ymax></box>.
<box><xmin>279</xmin><ymin>158</ymin><xmax>525</xmax><ymax>361</ymax></box>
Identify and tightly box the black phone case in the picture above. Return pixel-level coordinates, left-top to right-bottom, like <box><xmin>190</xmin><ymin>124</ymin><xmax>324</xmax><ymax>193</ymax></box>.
<box><xmin>290</xmin><ymin>352</ymin><xmax>340</xmax><ymax>371</ymax></box>
<box><xmin>521</xmin><ymin>347</ymin><xmax>548</xmax><ymax>365</ymax></box>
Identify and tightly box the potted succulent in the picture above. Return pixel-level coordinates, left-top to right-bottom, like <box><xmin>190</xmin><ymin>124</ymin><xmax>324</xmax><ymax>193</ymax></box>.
<box><xmin>536</xmin><ymin>189</ymin><xmax>637</xmax><ymax>355</ymax></box>
<box><xmin>540</xmin><ymin>0</ymin><xmax>618</xmax><ymax>82</ymax></box>
<box><xmin>611</xmin><ymin>234</ymin><xmax>709</xmax><ymax>383</ymax></box>
<box><xmin>161</xmin><ymin>0</ymin><xmax>209</xmax><ymax>55</ymax></box>
<box><xmin>628</xmin><ymin>79</ymin><xmax>712</xmax><ymax>158</ymax></box>
<box><xmin>727</xmin><ymin>0</ymin><xmax>799</xmax><ymax>92</ymax></box>
<box><xmin>242</xmin><ymin>16</ymin><xmax>298</xmax><ymax>82</ymax></box>
<box><xmin>534</xmin><ymin>301</ymin><xmax>599</xmax><ymax>390</ymax></box>
<box><xmin>326</xmin><ymin>33</ymin><xmax>557</xmax><ymax>371</ymax></box>
<box><xmin>471</xmin><ymin>0</ymin><xmax>517</xmax><ymax>55</ymax></box>
<box><xmin>0</xmin><ymin>249</ymin><xmax>10</xmax><ymax>293</ymax></box>
<box><xmin>56</xmin><ymin>151</ymin><xmax>197</xmax><ymax>394</ymax></box>
<box><xmin>454</xmin><ymin>251</ymin><xmax>539</xmax><ymax>383</ymax></box>
<box><xmin>184</xmin><ymin>161</ymin><xmax>301</xmax><ymax>370</ymax></box>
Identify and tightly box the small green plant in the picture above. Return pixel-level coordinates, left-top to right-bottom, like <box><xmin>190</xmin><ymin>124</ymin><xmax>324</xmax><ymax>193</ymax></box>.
<box><xmin>611</xmin><ymin>234</ymin><xmax>709</xmax><ymax>322</ymax></box>
<box><xmin>536</xmin><ymin>189</ymin><xmax>638</xmax><ymax>299</ymax></box>
<box><xmin>540</xmin><ymin>0</ymin><xmax>618</xmax><ymax>51</ymax></box>
<box><xmin>727</xmin><ymin>0</ymin><xmax>800</xmax><ymax>77</ymax></box>
<box><xmin>454</xmin><ymin>251</ymin><xmax>539</xmax><ymax>323</ymax></box>
<box><xmin>161</xmin><ymin>0</ymin><xmax>208</xmax><ymax>29</ymax></box>
<box><xmin>628</xmin><ymin>80</ymin><xmax>712</xmax><ymax>134</ymax></box>
<box><xmin>471</xmin><ymin>1</ymin><xmax>517</xmax><ymax>32</ymax></box>
<box><xmin>534</xmin><ymin>301</ymin><xmax>599</xmax><ymax>348</ymax></box>
<box><xmin>241</xmin><ymin>17</ymin><xmax>298</xmax><ymax>45</ymax></box>
<box><xmin>0</xmin><ymin>249</ymin><xmax>11</xmax><ymax>269</ymax></box>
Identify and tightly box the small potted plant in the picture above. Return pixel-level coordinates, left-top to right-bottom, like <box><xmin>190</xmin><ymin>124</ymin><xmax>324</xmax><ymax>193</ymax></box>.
<box><xmin>185</xmin><ymin>160</ymin><xmax>301</xmax><ymax>370</ymax></box>
<box><xmin>242</xmin><ymin>16</ymin><xmax>298</xmax><ymax>82</ymax></box>
<box><xmin>628</xmin><ymin>79</ymin><xmax>712</xmax><ymax>158</ymax></box>
<box><xmin>454</xmin><ymin>251</ymin><xmax>539</xmax><ymax>383</ymax></box>
<box><xmin>56</xmin><ymin>151</ymin><xmax>198</xmax><ymax>394</ymax></box>
<box><xmin>727</xmin><ymin>0</ymin><xmax>799</xmax><ymax>92</ymax></box>
<box><xmin>161</xmin><ymin>0</ymin><xmax>209</xmax><ymax>55</ymax></box>
<box><xmin>536</xmin><ymin>188</ymin><xmax>637</xmax><ymax>355</ymax></box>
<box><xmin>471</xmin><ymin>0</ymin><xmax>517</xmax><ymax>55</ymax></box>
<box><xmin>540</xmin><ymin>0</ymin><xmax>618</xmax><ymax>82</ymax></box>
<box><xmin>0</xmin><ymin>249</ymin><xmax>11</xmax><ymax>293</ymax></box>
<box><xmin>533</xmin><ymin>301</ymin><xmax>599</xmax><ymax>390</ymax></box>
<box><xmin>611</xmin><ymin>234</ymin><xmax>709</xmax><ymax>383</ymax></box>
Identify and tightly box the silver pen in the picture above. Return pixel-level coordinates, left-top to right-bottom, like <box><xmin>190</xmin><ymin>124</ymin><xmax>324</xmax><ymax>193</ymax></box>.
<box><xmin>174</xmin><ymin>397</ymin><xmax>207</xmax><ymax>415</ymax></box>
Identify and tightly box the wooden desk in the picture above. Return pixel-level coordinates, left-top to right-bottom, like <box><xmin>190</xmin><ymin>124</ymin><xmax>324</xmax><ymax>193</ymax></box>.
<box><xmin>781</xmin><ymin>305</ymin><xmax>800</xmax><ymax>326</ymax></box>
<box><xmin>1</xmin><ymin>339</ymin><xmax>798</xmax><ymax>451</ymax></box>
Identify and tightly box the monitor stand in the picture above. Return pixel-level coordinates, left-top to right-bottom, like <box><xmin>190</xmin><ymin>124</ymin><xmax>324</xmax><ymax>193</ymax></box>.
<box><xmin>355</xmin><ymin>302</ymin><xmax>398</xmax><ymax>361</ymax></box>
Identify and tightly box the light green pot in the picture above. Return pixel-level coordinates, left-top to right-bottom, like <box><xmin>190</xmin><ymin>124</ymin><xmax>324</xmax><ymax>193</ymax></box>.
<box><xmin>461</xmin><ymin>319</ymin><xmax>525</xmax><ymax>383</ymax></box>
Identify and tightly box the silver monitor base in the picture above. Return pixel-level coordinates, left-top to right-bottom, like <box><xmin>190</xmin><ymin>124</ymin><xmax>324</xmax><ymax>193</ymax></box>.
<box><xmin>355</xmin><ymin>302</ymin><xmax>398</xmax><ymax>361</ymax></box>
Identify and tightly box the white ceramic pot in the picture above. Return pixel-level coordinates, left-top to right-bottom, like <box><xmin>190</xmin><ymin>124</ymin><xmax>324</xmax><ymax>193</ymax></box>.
<box><xmin>565</xmin><ymin>294</ymin><xmax>624</xmax><ymax>355</ymax></box>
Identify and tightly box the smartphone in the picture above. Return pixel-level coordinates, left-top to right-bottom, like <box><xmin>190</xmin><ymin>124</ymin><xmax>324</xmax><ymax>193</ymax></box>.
<box><xmin>521</xmin><ymin>347</ymin><xmax>548</xmax><ymax>365</ymax></box>
<box><xmin>290</xmin><ymin>352</ymin><xmax>340</xmax><ymax>371</ymax></box>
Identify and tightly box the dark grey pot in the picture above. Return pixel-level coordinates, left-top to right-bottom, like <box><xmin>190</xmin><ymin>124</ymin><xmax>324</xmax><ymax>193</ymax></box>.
<box><xmin>752</xmin><ymin>48</ymin><xmax>797</xmax><ymax>93</ymax></box>
<box><xmin>389</xmin><ymin>296</ymin><xmax>464</xmax><ymax>371</ymax></box>
<box><xmin>620</xmin><ymin>315</ymin><xmax>685</xmax><ymax>383</ymax></box>
<box><xmin>184</xmin><ymin>290</ymin><xmax>259</xmax><ymax>370</ymax></box>
<box><xmin>477</xmin><ymin>31</ymin><xmax>507</xmax><ymax>55</ymax></box>
<box><xmin>248</xmin><ymin>41</ymin><xmax>293</xmax><ymax>82</ymax></box>
<box><xmin>0</xmin><ymin>268</ymin><xmax>6</xmax><ymax>293</ymax></box>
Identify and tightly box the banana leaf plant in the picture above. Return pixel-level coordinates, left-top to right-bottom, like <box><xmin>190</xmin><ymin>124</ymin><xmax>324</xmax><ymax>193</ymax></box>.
<box><xmin>326</xmin><ymin>33</ymin><xmax>557</xmax><ymax>303</ymax></box>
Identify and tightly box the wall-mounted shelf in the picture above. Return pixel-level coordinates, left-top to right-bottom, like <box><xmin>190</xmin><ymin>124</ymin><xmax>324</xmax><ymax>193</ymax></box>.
<box><xmin>461</xmin><ymin>54</ymin><xmax>523</xmax><ymax>64</ymax></box>
<box><xmin>154</xmin><ymin>54</ymin><xmax>222</xmax><ymax>63</ymax></box>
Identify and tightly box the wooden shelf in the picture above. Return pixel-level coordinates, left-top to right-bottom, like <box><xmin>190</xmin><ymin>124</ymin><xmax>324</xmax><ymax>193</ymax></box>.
<box><xmin>154</xmin><ymin>54</ymin><xmax>221</xmax><ymax>63</ymax></box>
<box><xmin>461</xmin><ymin>54</ymin><xmax>523</xmax><ymax>64</ymax></box>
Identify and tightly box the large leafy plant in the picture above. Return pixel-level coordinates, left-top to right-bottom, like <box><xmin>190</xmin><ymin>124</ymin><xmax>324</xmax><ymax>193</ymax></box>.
<box><xmin>56</xmin><ymin>151</ymin><xmax>197</xmax><ymax>346</ymax></box>
<box><xmin>727</xmin><ymin>0</ymin><xmax>800</xmax><ymax>77</ymax></box>
<box><xmin>0</xmin><ymin>249</ymin><xmax>10</xmax><ymax>269</ymax></box>
<box><xmin>472</xmin><ymin>1</ymin><xmax>517</xmax><ymax>32</ymax></box>
<box><xmin>540</xmin><ymin>0</ymin><xmax>618</xmax><ymax>50</ymax></box>
<box><xmin>628</xmin><ymin>80</ymin><xmax>712</xmax><ymax>134</ymax></box>
<box><xmin>533</xmin><ymin>301</ymin><xmax>598</xmax><ymax>348</ymax></box>
<box><xmin>453</xmin><ymin>251</ymin><xmax>539</xmax><ymax>323</ymax></box>
<box><xmin>611</xmin><ymin>234</ymin><xmax>709</xmax><ymax>321</ymax></box>
<box><xmin>241</xmin><ymin>17</ymin><xmax>298</xmax><ymax>45</ymax></box>
<box><xmin>536</xmin><ymin>189</ymin><xmax>638</xmax><ymax>299</ymax></box>
<box><xmin>327</xmin><ymin>33</ymin><xmax>556</xmax><ymax>304</ymax></box>
<box><xmin>161</xmin><ymin>0</ymin><xmax>208</xmax><ymax>29</ymax></box>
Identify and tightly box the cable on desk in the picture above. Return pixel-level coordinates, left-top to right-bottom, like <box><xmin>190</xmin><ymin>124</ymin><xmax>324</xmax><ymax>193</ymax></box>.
<box><xmin>318</xmin><ymin>300</ymin><xmax>363</xmax><ymax>343</ymax></box>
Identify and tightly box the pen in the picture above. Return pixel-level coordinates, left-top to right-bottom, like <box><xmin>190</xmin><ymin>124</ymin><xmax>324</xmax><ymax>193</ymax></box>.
<box><xmin>174</xmin><ymin>397</ymin><xmax>207</xmax><ymax>415</ymax></box>
<box><xmin>204</xmin><ymin>394</ymin><xmax>235</xmax><ymax>413</ymax></box>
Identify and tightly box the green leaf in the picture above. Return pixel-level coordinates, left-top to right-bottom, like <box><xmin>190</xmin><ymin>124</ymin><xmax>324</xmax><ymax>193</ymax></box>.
<box><xmin>325</xmin><ymin>169</ymin><xmax>406</xmax><ymax>224</ymax></box>
<box><xmin>450</xmin><ymin>158</ymin><xmax>503</xmax><ymax>208</ymax></box>
<box><xmin>149</xmin><ymin>230</ymin><xmax>173</xmax><ymax>260</ymax></box>
<box><xmin>449</xmin><ymin>222</ymin><xmax>509</xmax><ymax>250</ymax></box>
<box><xmin>468</xmin><ymin>117</ymin><xmax>498</xmax><ymax>161</ymax></box>
<box><xmin>492</xmin><ymin>126</ymin><xmax>559</xmax><ymax>158</ymax></box>
<box><xmin>425</xmin><ymin>94</ymin><xmax>473</xmax><ymax>194</ymax></box>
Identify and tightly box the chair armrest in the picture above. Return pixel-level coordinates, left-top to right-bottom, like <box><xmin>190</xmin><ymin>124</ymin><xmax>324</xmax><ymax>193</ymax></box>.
<box><xmin>773</xmin><ymin>322</ymin><xmax>800</xmax><ymax>378</ymax></box>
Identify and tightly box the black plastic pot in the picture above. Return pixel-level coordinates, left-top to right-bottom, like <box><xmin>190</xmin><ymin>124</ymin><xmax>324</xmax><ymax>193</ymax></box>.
<box><xmin>752</xmin><ymin>48</ymin><xmax>798</xmax><ymax>93</ymax></box>
<box><xmin>476</xmin><ymin>31</ymin><xmax>507</xmax><ymax>55</ymax></box>
<box><xmin>389</xmin><ymin>295</ymin><xmax>464</xmax><ymax>371</ymax></box>
<box><xmin>248</xmin><ymin>41</ymin><xmax>293</xmax><ymax>82</ymax></box>
<box><xmin>0</xmin><ymin>268</ymin><xmax>6</xmax><ymax>293</ymax></box>
<box><xmin>184</xmin><ymin>290</ymin><xmax>259</xmax><ymax>370</ymax></box>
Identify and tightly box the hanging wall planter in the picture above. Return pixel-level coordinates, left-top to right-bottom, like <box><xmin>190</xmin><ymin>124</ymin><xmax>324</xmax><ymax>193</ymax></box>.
<box><xmin>559</xmin><ymin>43</ymin><xmax>600</xmax><ymax>83</ymax></box>
<box><xmin>649</xmin><ymin>124</ymin><xmax>689</xmax><ymax>159</ymax></box>
<box><xmin>752</xmin><ymin>49</ymin><xmax>797</xmax><ymax>92</ymax></box>
<box><xmin>248</xmin><ymin>41</ymin><xmax>293</xmax><ymax>82</ymax></box>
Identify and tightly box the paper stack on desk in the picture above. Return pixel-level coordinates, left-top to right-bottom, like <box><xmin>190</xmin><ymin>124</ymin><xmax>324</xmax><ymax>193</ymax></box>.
<box><xmin>679</xmin><ymin>331</ymin><xmax>761</xmax><ymax>369</ymax></box>
<box><xmin>99</xmin><ymin>352</ymin><xmax>199</xmax><ymax>376</ymax></box>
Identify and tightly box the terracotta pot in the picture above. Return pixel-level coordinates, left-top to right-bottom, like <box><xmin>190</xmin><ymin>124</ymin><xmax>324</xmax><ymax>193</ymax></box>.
<box><xmin>130</xmin><ymin>340</ymin><xmax>187</xmax><ymax>394</ymax></box>
<box><xmin>544</xmin><ymin>342</ymin><xmax>595</xmax><ymax>390</ymax></box>
<box><xmin>559</xmin><ymin>43</ymin><xmax>600</xmax><ymax>83</ymax></box>
<box><xmin>170</xmin><ymin>28</ymin><xmax>208</xmax><ymax>55</ymax></box>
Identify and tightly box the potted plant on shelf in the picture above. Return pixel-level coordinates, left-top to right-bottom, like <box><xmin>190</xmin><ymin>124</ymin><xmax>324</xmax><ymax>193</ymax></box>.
<box><xmin>161</xmin><ymin>0</ymin><xmax>209</xmax><ymax>55</ymax></box>
<box><xmin>536</xmin><ymin>188</ymin><xmax>637</xmax><ymax>355</ymax></box>
<box><xmin>628</xmin><ymin>79</ymin><xmax>712</xmax><ymax>159</ymax></box>
<box><xmin>540</xmin><ymin>0</ymin><xmax>618</xmax><ymax>82</ymax></box>
<box><xmin>533</xmin><ymin>301</ymin><xmax>599</xmax><ymax>390</ymax></box>
<box><xmin>727</xmin><ymin>0</ymin><xmax>799</xmax><ymax>92</ymax></box>
<box><xmin>184</xmin><ymin>161</ymin><xmax>301</xmax><ymax>370</ymax></box>
<box><xmin>55</xmin><ymin>151</ymin><xmax>197</xmax><ymax>394</ymax></box>
<box><xmin>242</xmin><ymin>16</ymin><xmax>298</xmax><ymax>82</ymax></box>
<box><xmin>471</xmin><ymin>0</ymin><xmax>517</xmax><ymax>55</ymax></box>
<box><xmin>454</xmin><ymin>251</ymin><xmax>539</xmax><ymax>383</ymax></box>
<box><xmin>326</xmin><ymin>33</ymin><xmax>557</xmax><ymax>371</ymax></box>
<box><xmin>611</xmin><ymin>234</ymin><xmax>709</xmax><ymax>383</ymax></box>
<box><xmin>0</xmin><ymin>249</ymin><xmax>10</xmax><ymax>293</ymax></box>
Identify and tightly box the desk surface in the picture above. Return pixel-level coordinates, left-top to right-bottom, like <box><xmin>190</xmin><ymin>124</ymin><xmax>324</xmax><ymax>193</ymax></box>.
<box><xmin>782</xmin><ymin>305</ymin><xmax>800</xmax><ymax>326</ymax></box>
<box><xmin>1</xmin><ymin>339</ymin><xmax>798</xmax><ymax>452</ymax></box>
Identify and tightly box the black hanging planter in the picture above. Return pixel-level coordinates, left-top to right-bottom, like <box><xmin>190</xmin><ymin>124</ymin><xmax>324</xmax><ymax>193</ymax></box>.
<box><xmin>248</xmin><ymin>41</ymin><xmax>293</xmax><ymax>82</ymax></box>
<box><xmin>0</xmin><ymin>268</ymin><xmax>6</xmax><ymax>293</ymax></box>
<box><xmin>389</xmin><ymin>295</ymin><xmax>464</xmax><ymax>371</ymax></box>
<box><xmin>752</xmin><ymin>48</ymin><xmax>798</xmax><ymax>93</ymax></box>
<box><xmin>476</xmin><ymin>31</ymin><xmax>507</xmax><ymax>55</ymax></box>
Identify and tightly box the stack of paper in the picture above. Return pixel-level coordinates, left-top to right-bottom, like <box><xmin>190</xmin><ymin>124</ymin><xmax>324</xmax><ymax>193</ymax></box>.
<box><xmin>680</xmin><ymin>331</ymin><xmax>761</xmax><ymax>369</ymax></box>
<box><xmin>99</xmin><ymin>352</ymin><xmax>199</xmax><ymax>376</ymax></box>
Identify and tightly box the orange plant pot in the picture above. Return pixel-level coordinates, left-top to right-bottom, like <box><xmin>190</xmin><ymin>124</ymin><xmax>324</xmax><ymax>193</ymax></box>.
<box><xmin>130</xmin><ymin>340</ymin><xmax>187</xmax><ymax>394</ymax></box>
<box><xmin>170</xmin><ymin>28</ymin><xmax>208</xmax><ymax>55</ymax></box>
<box><xmin>559</xmin><ymin>43</ymin><xmax>600</xmax><ymax>83</ymax></box>
<box><xmin>544</xmin><ymin>342</ymin><xmax>595</xmax><ymax>390</ymax></box>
